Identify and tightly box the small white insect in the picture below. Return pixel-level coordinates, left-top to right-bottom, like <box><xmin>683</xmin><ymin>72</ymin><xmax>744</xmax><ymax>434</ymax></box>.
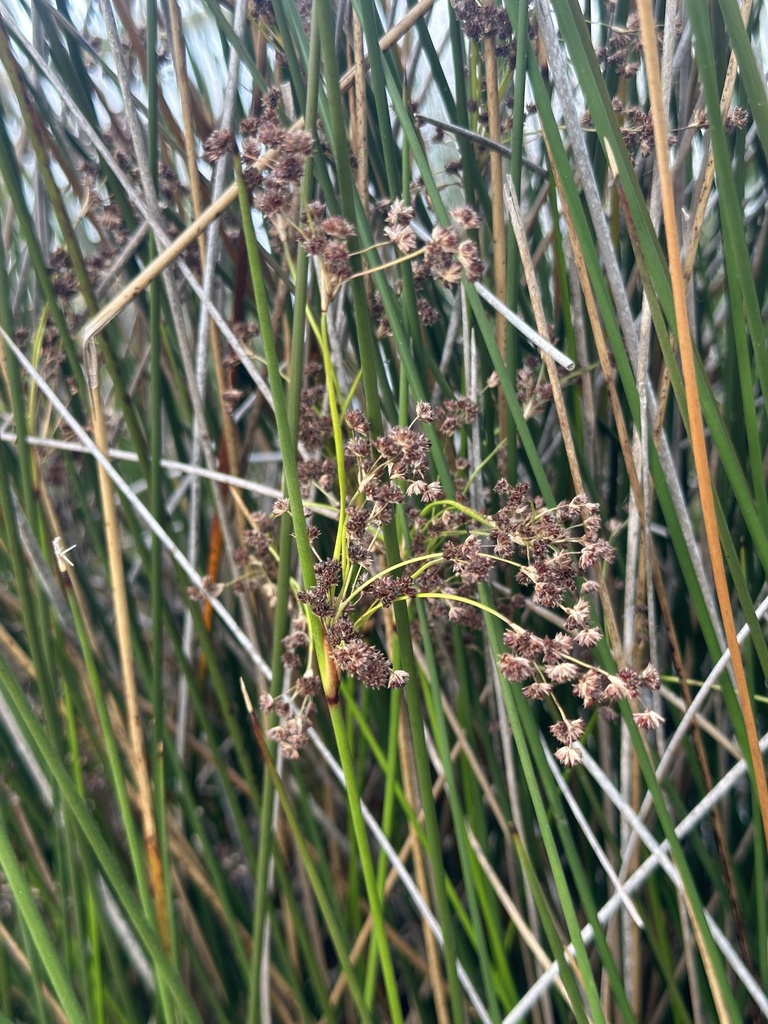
<box><xmin>53</xmin><ymin>536</ymin><xmax>76</xmax><ymax>572</ymax></box>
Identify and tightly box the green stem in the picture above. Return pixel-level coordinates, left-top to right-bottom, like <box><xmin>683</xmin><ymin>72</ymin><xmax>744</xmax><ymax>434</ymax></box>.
<box><xmin>318</xmin><ymin>311</ymin><xmax>348</xmax><ymax>570</ymax></box>
<box><xmin>233</xmin><ymin>158</ymin><xmax>326</xmax><ymax>672</ymax></box>
<box><xmin>247</xmin><ymin>6</ymin><xmax>322</xmax><ymax>1015</ymax></box>
<box><xmin>0</xmin><ymin>651</ymin><xmax>204</xmax><ymax>1024</ymax></box>
<box><xmin>0</xmin><ymin>801</ymin><xmax>87</xmax><ymax>1024</ymax></box>
<box><xmin>314</xmin><ymin>0</ymin><xmax>467</xmax><ymax>1014</ymax></box>
<box><xmin>328</xmin><ymin>704</ymin><xmax>404</xmax><ymax>1024</ymax></box>
<box><xmin>245</xmin><ymin>697</ymin><xmax>376</xmax><ymax>1024</ymax></box>
<box><xmin>146</xmin><ymin>0</ymin><xmax>175</xmax><ymax>985</ymax></box>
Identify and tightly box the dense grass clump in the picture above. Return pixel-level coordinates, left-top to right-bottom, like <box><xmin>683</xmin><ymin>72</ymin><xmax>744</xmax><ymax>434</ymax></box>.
<box><xmin>0</xmin><ymin>0</ymin><xmax>767</xmax><ymax>1020</ymax></box>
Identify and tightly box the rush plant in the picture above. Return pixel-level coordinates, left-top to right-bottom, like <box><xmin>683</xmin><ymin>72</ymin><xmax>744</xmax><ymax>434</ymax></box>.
<box><xmin>0</xmin><ymin>0</ymin><xmax>767</xmax><ymax>1021</ymax></box>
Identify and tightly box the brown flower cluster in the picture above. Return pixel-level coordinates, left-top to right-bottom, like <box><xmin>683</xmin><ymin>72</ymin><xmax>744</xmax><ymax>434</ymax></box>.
<box><xmin>517</xmin><ymin>358</ymin><xmax>553</xmax><ymax>419</ymax></box>
<box><xmin>190</xmin><ymin>513</ymin><xmax>278</xmax><ymax>609</ymax></box>
<box><xmin>187</xmin><ymin>574</ymin><xmax>225</xmax><ymax>603</ymax></box>
<box><xmin>436</xmin><ymin>396</ymin><xmax>479</xmax><ymax>434</ymax></box>
<box><xmin>233</xmin><ymin>89</ymin><xmax>314</xmax><ymax>222</ymax></box>
<box><xmin>725</xmin><ymin>107</ymin><xmax>749</xmax><ymax>133</ymax></box>
<box><xmin>231</xmin><ymin>511</ymin><xmax>278</xmax><ymax>594</ymax></box>
<box><xmin>343</xmin><ymin>411</ymin><xmax>450</xmax><ymax>538</ymax></box>
<box><xmin>453</xmin><ymin>0</ymin><xmax>515</xmax><ymax>66</ymax></box>
<box><xmin>295</xmin><ymin>370</ymin><xmax>337</xmax><ymax>495</ymax></box>
<box><xmin>203</xmin><ymin>129</ymin><xmax>236</xmax><ymax>164</ymax></box>
<box><xmin>271</xmin><ymin>412</ymin><xmax>452</xmax><ymax>704</ymax></box>
<box><xmin>48</xmin><ymin>248</ymin><xmax>79</xmax><ymax>301</ymax></box>
<box><xmin>332</xmin><ymin>397</ymin><xmax>481</xmax><ymax>536</ymax></box>
<box><xmin>299</xmin><ymin>205</ymin><xmax>355</xmax><ymax>302</ymax></box>
<box><xmin>388</xmin><ymin>478</ymin><xmax>661</xmax><ymax>763</ymax></box>
<box><xmin>384</xmin><ymin>199</ymin><xmax>418</xmax><ymax>254</ymax></box>
<box><xmin>371</xmin><ymin>202</ymin><xmax>483</xmax><ymax>335</ymax></box>
<box><xmin>303</xmin><ymin>411</ymin><xmax>476</xmax><ymax>687</ymax></box>
<box><xmin>202</xmin><ymin>93</ymin><xmax>314</xmax><ymax>238</ymax></box>
<box><xmin>261</xmin><ymin>672</ymin><xmax>321</xmax><ymax>760</ymax></box>
<box><xmin>248</xmin><ymin>0</ymin><xmax>274</xmax><ymax>24</ymax></box>
<box><xmin>501</xmin><ymin>622</ymin><xmax>663</xmax><ymax>770</ymax></box>
<box><xmin>265</xmin><ymin>394</ymin><xmax>663</xmax><ymax>761</ymax></box>
<box><xmin>596</xmin><ymin>14</ymin><xmax>642</xmax><ymax>79</ymax></box>
<box><xmin>327</xmin><ymin>619</ymin><xmax>408</xmax><ymax>691</ymax></box>
<box><xmin>288</xmin><ymin>559</ymin><xmax>408</xmax><ymax>693</ymax></box>
<box><xmin>616</xmin><ymin>104</ymin><xmax>655</xmax><ymax>159</ymax></box>
<box><xmin>95</xmin><ymin>202</ymin><xmax>128</xmax><ymax>246</ymax></box>
<box><xmin>420</xmin><ymin>224</ymin><xmax>484</xmax><ymax>287</ymax></box>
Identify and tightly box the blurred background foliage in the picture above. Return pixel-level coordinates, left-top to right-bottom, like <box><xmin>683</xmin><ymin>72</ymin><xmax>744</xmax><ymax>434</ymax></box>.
<box><xmin>0</xmin><ymin>0</ymin><xmax>767</xmax><ymax>1020</ymax></box>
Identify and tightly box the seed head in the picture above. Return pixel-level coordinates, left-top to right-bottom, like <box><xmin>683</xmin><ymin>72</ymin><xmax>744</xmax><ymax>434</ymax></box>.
<box><xmin>203</xmin><ymin>129</ymin><xmax>235</xmax><ymax>163</ymax></box>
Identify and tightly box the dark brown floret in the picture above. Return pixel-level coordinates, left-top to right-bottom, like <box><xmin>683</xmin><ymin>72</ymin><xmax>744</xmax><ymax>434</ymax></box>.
<box><xmin>385</xmin><ymin>223</ymin><xmax>418</xmax><ymax>253</ymax></box>
<box><xmin>456</xmin><ymin>239</ymin><xmax>484</xmax><ymax>281</ymax></box>
<box><xmin>297</xmin><ymin>585</ymin><xmax>334</xmax><ymax>618</ymax></box>
<box><xmin>306</xmin><ymin>200</ymin><xmax>326</xmax><ymax>220</ymax></box>
<box><xmin>253</xmin><ymin>179</ymin><xmax>291</xmax><ymax>216</ymax></box>
<box><xmin>499</xmin><ymin>654</ymin><xmax>535</xmax><ymax>682</ymax></box>
<box><xmin>257</xmin><ymin>120</ymin><xmax>285</xmax><ymax>149</ymax></box>
<box><xmin>348</xmin><ymin>539</ymin><xmax>374</xmax><ymax>566</ymax></box>
<box><xmin>320</xmin><ymin>239</ymin><xmax>352</xmax><ymax>278</ymax></box>
<box><xmin>315</xmin><ymin>558</ymin><xmax>341</xmax><ymax>589</ymax></box>
<box><xmin>372</xmin><ymin>482</ymin><xmax>405</xmax><ymax>507</ymax></box>
<box><xmin>641</xmin><ymin>664</ymin><xmax>660</xmax><ymax>689</ymax></box>
<box><xmin>417</xmin><ymin>297</ymin><xmax>440</xmax><ymax>326</ymax></box>
<box><xmin>578</xmin><ymin>538</ymin><xmax>615</xmax><ymax>569</ymax></box>
<box><xmin>444</xmin><ymin>534</ymin><xmax>492</xmax><ymax>584</ymax></box>
<box><xmin>725</xmin><ymin>107</ymin><xmax>749</xmax><ymax>132</ymax></box>
<box><xmin>451</xmin><ymin>205</ymin><xmax>481</xmax><ymax>229</ymax></box>
<box><xmin>454</xmin><ymin>0</ymin><xmax>512</xmax><ymax>41</ymax></box>
<box><xmin>331</xmin><ymin>638</ymin><xmax>388</xmax><ymax>688</ymax></box>
<box><xmin>388</xmin><ymin>670</ymin><xmax>409</xmax><ymax>689</ymax></box>
<box><xmin>550</xmin><ymin>719</ymin><xmax>585</xmax><ymax>744</ymax></box>
<box><xmin>345</xmin><ymin>409</ymin><xmax>370</xmax><ymax>433</ymax></box>
<box><xmin>386</xmin><ymin>198</ymin><xmax>415</xmax><ymax>225</ymax></box>
<box><xmin>447</xmin><ymin>600</ymin><xmax>482</xmax><ymax>630</ymax></box>
<box><xmin>437</xmin><ymin>397</ymin><xmax>479</xmax><ymax>435</ymax></box>
<box><xmin>297</xmin><ymin>457</ymin><xmax>336</xmax><ymax>492</ymax></box>
<box><xmin>522</xmin><ymin>681</ymin><xmax>553</xmax><ymax>700</ymax></box>
<box><xmin>248</xmin><ymin>0</ymin><xmax>275</xmax><ymax>23</ymax></box>
<box><xmin>423</xmin><ymin>225</ymin><xmax>461</xmax><ymax>286</ymax></box>
<box><xmin>320</xmin><ymin>216</ymin><xmax>356</xmax><ymax>237</ymax></box>
<box><xmin>375</xmin><ymin>426</ymin><xmax>431</xmax><ymax>481</ymax></box>
<box><xmin>573</xmin><ymin>669</ymin><xmax>608</xmax><ymax>707</ymax></box>
<box><xmin>266</xmin><ymin>714</ymin><xmax>311</xmax><ymax>760</ymax></box>
<box><xmin>187</xmin><ymin>574</ymin><xmax>224</xmax><ymax>602</ymax></box>
<box><xmin>98</xmin><ymin>203</ymin><xmax>125</xmax><ymax>235</ymax></box>
<box><xmin>299</xmin><ymin>229</ymin><xmax>326</xmax><ymax>256</ymax></box>
<box><xmin>273</xmin><ymin>153</ymin><xmax>305</xmax><ymax>185</ymax></box>
<box><xmin>240</xmin><ymin>136</ymin><xmax>262</xmax><ymax>168</ymax></box>
<box><xmin>406</xmin><ymin>479</ymin><xmax>444</xmax><ymax>502</ymax></box>
<box><xmin>346</xmin><ymin>505</ymin><xmax>372</xmax><ymax>539</ymax></box>
<box><xmin>554</xmin><ymin>744</ymin><xmax>583</xmax><ymax>767</ymax></box>
<box><xmin>634</xmin><ymin>709</ymin><xmax>664</xmax><ymax>729</ymax></box>
<box><xmin>368</xmin><ymin>573</ymin><xmax>417</xmax><ymax>608</ymax></box>
<box><xmin>282</xmin><ymin>129</ymin><xmax>314</xmax><ymax>157</ymax></box>
<box><xmin>503</xmin><ymin>629</ymin><xmax>545</xmax><ymax>657</ymax></box>
<box><xmin>346</xmin><ymin>436</ymin><xmax>372</xmax><ymax>460</ymax></box>
<box><xmin>203</xmin><ymin>129</ymin><xmax>235</xmax><ymax>163</ymax></box>
<box><xmin>298</xmin><ymin>674</ymin><xmax>323</xmax><ymax>697</ymax></box>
